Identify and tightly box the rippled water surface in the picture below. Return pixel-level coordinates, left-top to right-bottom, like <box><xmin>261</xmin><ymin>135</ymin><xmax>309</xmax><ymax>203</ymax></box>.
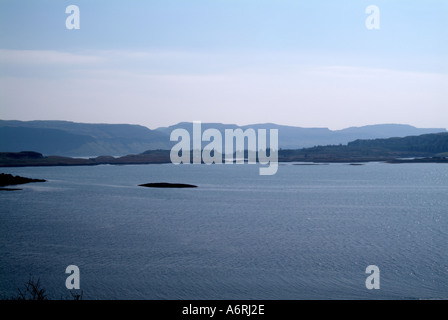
<box><xmin>1</xmin><ymin>163</ymin><xmax>447</xmax><ymax>299</ymax></box>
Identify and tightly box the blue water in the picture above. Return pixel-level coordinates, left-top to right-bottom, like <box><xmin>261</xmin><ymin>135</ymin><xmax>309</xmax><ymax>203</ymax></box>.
<box><xmin>1</xmin><ymin>163</ymin><xmax>447</xmax><ymax>299</ymax></box>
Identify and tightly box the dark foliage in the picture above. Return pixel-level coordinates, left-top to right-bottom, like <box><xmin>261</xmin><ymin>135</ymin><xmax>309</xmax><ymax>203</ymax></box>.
<box><xmin>15</xmin><ymin>277</ymin><xmax>48</xmax><ymax>300</ymax></box>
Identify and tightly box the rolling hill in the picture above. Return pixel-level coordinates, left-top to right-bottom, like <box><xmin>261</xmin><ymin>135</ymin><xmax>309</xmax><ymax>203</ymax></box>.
<box><xmin>0</xmin><ymin>120</ymin><xmax>171</xmax><ymax>156</ymax></box>
<box><xmin>0</xmin><ymin>120</ymin><xmax>446</xmax><ymax>156</ymax></box>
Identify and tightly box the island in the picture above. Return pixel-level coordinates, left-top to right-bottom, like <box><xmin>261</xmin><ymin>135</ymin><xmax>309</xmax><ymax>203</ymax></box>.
<box><xmin>139</xmin><ymin>182</ymin><xmax>198</xmax><ymax>188</ymax></box>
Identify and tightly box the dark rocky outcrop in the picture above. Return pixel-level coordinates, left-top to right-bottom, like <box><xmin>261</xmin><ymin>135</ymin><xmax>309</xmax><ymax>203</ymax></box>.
<box><xmin>139</xmin><ymin>182</ymin><xmax>197</xmax><ymax>188</ymax></box>
<box><xmin>0</xmin><ymin>173</ymin><xmax>46</xmax><ymax>187</ymax></box>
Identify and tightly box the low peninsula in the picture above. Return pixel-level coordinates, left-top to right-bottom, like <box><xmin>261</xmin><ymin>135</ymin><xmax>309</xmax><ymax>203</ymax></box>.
<box><xmin>0</xmin><ymin>173</ymin><xmax>46</xmax><ymax>191</ymax></box>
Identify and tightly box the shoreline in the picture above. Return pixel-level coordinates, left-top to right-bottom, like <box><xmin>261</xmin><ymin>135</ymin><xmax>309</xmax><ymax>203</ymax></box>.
<box><xmin>1</xmin><ymin>157</ymin><xmax>447</xmax><ymax>168</ymax></box>
<box><xmin>1</xmin><ymin>150</ymin><xmax>447</xmax><ymax>168</ymax></box>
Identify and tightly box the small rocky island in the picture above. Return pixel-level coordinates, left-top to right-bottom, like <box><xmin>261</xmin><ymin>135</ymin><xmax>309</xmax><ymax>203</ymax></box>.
<box><xmin>0</xmin><ymin>173</ymin><xmax>46</xmax><ymax>191</ymax></box>
<box><xmin>139</xmin><ymin>182</ymin><xmax>197</xmax><ymax>188</ymax></box>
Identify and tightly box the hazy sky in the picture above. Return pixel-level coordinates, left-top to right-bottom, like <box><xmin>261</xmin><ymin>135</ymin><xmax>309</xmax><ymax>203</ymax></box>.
<box><xmin>0</xmin><ymin>0</ymin><xmax>447</xmax><ymax>130</ymax></box>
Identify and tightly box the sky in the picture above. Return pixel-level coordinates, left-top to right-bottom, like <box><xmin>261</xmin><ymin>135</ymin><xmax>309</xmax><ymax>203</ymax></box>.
<box><xmin>0</xmin><ymin>0</ymin><xmax>447</xmax><ymax>130</ymax></box>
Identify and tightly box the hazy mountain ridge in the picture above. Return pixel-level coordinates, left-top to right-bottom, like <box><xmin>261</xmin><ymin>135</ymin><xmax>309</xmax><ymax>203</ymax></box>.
<box><xmin>0</xmin><ymin>120</ymin><xmax>170</xmax><ymax>156</ymax></box>
<box><xmin>156</xmin><ymin>122</ymin><xmax>447</xmax><ymax>150</ymax></box>
<box><xmin>0</xmin><ymin>120</ymin><xmax>446</xmax><ymax>156</ymax></box>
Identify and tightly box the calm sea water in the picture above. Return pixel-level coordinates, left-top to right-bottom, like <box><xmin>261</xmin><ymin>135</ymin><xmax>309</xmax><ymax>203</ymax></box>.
<box><xmin>0</xmin><ymin>163</ymin><xmax>447</xmax><ymax>300</ymax></box>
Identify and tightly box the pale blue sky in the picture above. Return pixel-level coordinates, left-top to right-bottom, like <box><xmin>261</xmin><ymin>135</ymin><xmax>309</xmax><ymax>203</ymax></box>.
<box><xmin>0</xmin><ymin>0</ymin><xmax>447</xmax><ymax>129</ymax></box>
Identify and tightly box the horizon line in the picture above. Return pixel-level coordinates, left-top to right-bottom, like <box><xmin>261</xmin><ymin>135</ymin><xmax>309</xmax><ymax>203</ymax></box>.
<box><xmin>0</xmin><ymin>118</ymin><xmax>447</xmax><ymax>132</ymax></box>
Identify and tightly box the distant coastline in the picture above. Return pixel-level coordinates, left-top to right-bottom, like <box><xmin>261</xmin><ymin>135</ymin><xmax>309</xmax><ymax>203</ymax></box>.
<box><xmin>1</xmin><ymin>150</ymin><xmax>447</xmax><ymax>168</ymax></box>
<box><xmin>2</xmin><ymin>130</ymin><xmax>447</xmax><ymax>167</ymax></box>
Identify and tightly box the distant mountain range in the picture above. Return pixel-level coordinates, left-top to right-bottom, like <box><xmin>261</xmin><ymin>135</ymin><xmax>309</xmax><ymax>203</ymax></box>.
<box><xmin>0</xmin><ymin>120</ymin><xmax>446</xmax><ymax>156</ymax></box>
<box><xmin>0</xmin><ymin>120</ymin><xmax>169</xmax><ymax>156</ymax></box>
